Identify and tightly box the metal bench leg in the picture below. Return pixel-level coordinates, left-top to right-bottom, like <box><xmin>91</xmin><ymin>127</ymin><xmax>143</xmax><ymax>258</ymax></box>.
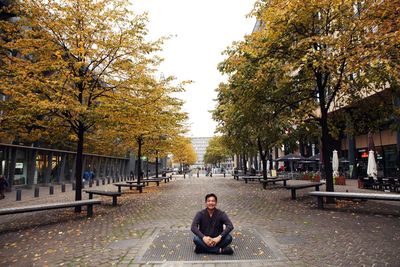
<box><xmin>291</xmin><ymin>189</ymin><xmax>296</xmax><ymax>200</ymax></box>
<box><xmin>87</xmin><ymin>204</ymin><xmax>93</xmax><ymax>217</ymax></box>
<box><xmin>89</xmin><ymin>193</ymin><xmax>93</xmax><ymax>199</ymax></box>
<box><xmin>118</xmin><ymin>186</ymin><xmax>121</xmax><ymax>193</ymax></box>
<box><xmin>283</xmin><ymin>180</ymin><xmax>287</xmax><ymax>186</ymax></box>
<box><xmin>317</xmin><ymin>196</ymin><xmax>324</xmax><ymax>209</ymax></box>
<box><xmin>139</xmin><ymin>187</ymin><xmax>142</xmax><ymax>193</ymax></box>
<box><xmin>245</xmin><ymin>179</ymin><xmax>248</xmax><ymax>183</ymax></box>
<box><xmin>157</xmin><ymin>182</ymin><xmax>159</xmax><ymax>186</ymax></box>
<box><xmin>315</xmin><ymin>185</ymin><xmax>320</xmax><ymax>191</ymax></box>
<box><xmin>112</xmin><ymin>196</ymin><xmax>117</xmax><ymax>206</ymax></box>
<box><xmin>263</xmin><ymin>183</ymin><xmax>267</xmax><ymax>190</ymax></box>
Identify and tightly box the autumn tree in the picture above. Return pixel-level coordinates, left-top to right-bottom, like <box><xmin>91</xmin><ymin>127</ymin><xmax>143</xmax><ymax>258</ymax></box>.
<box><xmin>171</xmin><ymin>136</ymin><xmax>197</xmax><ymax>170</ymax></box>
<box><xmin>247</xmin><ymin>0</ymin><xmax>398</xmax><ymax>192</ymax></box>
<box><xmin>109</xmin><ymin>75</ymin><xmax>188</xmax><ymax>183</ymax></box>
<box><xmin>212</xmin><ymin>81</ymin><xmax>259</xmax><ymax>174</ymax></box>
<box><xmin>216</xmin><ymin>36</ymin><xmax>297</xmax><ymax>178</ymax></box>
<box><xmin>0</xmin><ymin>0</ymin><xmax>162</xmax><ymax>206</ymax></box>
<box><xmin>203</xmin><ymin>136</ymin><xmax>232</xmax><ymax>167</ymax></box>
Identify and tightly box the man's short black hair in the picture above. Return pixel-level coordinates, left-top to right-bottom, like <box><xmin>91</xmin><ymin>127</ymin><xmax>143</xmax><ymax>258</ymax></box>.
<box><xmin>205</xmin><ymin>193</ymin><xmax>217</xmax><ymax>202</ymax></box>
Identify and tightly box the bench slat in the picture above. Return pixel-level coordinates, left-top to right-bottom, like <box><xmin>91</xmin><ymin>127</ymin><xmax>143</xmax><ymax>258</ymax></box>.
<box><xmin>286</xmin><ymin>182</ymin><xmax>325</xmax><ymax>189</ymax></box>
<box><xmin>84</xmin><ymin>190</ymin><xmax>121</xmax><ymax>196</ymax></box>
<box><xmin>114</xmin><ymin>183</ymin><xmax>145</xmax><ymax>193</ymax></box>
<box><xmin>0</xmin><ymin>199</ymin><xmax>101</xmax><ymax>216</ymax></box>
<box><xmin>309</xmin><ymin>191</ymin><xmax>400</xmax><ymax>200</ymax></box>
<box><xmin>260</xmin><ymin>178</ymin><xmax>290</xmax><ymax>189</ymax></box>
<box><xmin>114</xmin><ymin>183</ymin><xmax>145</xmax><ymax>187</ymax></box>
<box><xmin>286</xmin><ymin>182</ymin><xmax>324</xmax><ymax>200</ymax></box>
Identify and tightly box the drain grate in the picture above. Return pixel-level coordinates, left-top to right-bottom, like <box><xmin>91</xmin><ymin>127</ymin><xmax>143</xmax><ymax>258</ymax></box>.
<box><xmin>140</xmin><ymin>229</ymin><xmax>276</xmax><ymax>262</ymax></box>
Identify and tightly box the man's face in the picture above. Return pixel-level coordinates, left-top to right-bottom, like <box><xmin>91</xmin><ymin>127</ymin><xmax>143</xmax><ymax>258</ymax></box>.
<box><xmin>205</xmin><ymin>196</ymin><xmax>217</xmax><ymax>210</ymax></box>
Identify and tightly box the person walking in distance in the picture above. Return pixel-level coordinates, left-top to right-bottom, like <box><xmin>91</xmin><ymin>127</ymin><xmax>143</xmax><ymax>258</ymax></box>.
<box><xmin>0</xmin><ymin>175</ymin><xmax>9</xmax><ymax>199</ymax></box>
<box><xmin>191</xmin><ymin>193</ymin><xmax>234</xmax><ymax>254</ymax></box>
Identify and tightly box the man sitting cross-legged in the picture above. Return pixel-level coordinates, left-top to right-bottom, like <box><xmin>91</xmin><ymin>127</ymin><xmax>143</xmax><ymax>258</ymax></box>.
<box><xmin>191</xmin><ymin>193</ymin><xmax>234</xmax><ymax>255</ymax></box>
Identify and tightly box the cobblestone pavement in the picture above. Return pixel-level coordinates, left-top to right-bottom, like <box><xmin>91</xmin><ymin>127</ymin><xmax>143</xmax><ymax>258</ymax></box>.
<box><xmin>0</xmin><ymin>175</ymin><xmax>399</xmax><ymax>266</ymax></box>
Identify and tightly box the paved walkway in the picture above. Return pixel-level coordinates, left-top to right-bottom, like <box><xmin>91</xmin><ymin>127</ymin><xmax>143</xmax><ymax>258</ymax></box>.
<box><xmin>0</xmin><ymin>175</ymin><xmax>399</xmax><ymax>266</ymax></box>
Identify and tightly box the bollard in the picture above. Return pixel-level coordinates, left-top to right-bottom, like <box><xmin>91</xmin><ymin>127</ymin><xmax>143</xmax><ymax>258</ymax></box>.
<box><xmin>184</xmin><ymin>173</ymin><xmax>186</xmax><ymax>179</ymax></box>
<box><xmin>102</xmin><ymin>178</ymin><xmax>105</xmax><ymax>185</ymax></box>
<box><xmin>61</xmin><ymin>183</ymin><xmax>66</xmax><ymax>192</ymax></box>
<box><xmin>16</xmin><ymin>189</ymin><xmax>22</xmax><ymax>201</ymax></box>
<box><xmin>72</xmin><ymin>182</ymin><xmax>76</xmax><ymax>190</ymax></box>
<box><xmin>197</xmin><ymin>172</ymin><xmax>199</xmax><ymax>178</ymax></box>
<box><xmin>96</xmin><ymin>179</ymin><xmax>99</xmax><ymax>186</ymax></box>
<box><xmin>34</xmin><ymin>186</ymin><xmax>40</xmax><ymax>197</ymax></box>
<box><xmin>224</xmin><ymin>172</ymin><xmax>226</xmax><ymax>177</ymax></box>
<box><xmin>112</xmin><ymin>178</ymin><xmax>115</xmax><ymax>183</ymax></box>
<box><xmin>49</xmin><ymin>185</ymin><xmax>54</xmax><ymax>195</ymax></box>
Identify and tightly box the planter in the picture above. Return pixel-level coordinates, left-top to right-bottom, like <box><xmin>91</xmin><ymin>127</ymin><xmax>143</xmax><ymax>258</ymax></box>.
<box><xmin>335</xmin><ymin>176</ymin><xmax>346</xmax><ymax>185</ymax></box>
<box><xmin>358</xmin><ymin>179</ymin><xmax>364</xmax><ymax>189</ymax></box>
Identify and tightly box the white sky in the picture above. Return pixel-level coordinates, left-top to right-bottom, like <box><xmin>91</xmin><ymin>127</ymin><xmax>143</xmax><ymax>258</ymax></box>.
<box><xmin>132</xmin><ymin>0</ymin><xmax>256</xmax><ymax>137</ymax></box>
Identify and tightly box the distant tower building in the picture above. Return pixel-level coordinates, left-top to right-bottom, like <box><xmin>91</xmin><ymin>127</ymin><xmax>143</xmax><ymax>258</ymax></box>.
<box><xmin>191</xmin><ymin>137</ymin><xmax>211</xmax><ymax>168</ymax></box>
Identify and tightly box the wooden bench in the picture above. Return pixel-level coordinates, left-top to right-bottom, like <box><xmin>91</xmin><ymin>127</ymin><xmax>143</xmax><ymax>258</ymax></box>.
<box><xmin>160</xmin><ymin>177</ymin><xmax>170</xmax><ymax>183</ymax></box>
<box><xmin>141</xmin><ymin>178</ymin><xmax>161</xmax><ymax>186</ymax></box>
<box><xmin>114</xmin><ymin>183</ymin><xmax>145</xmax><ymax>193</ymax></box>
<box><xmin>151</xmin><ymin>176</ymin><xmax>170</xmax><ymax>183</ymax></box>
<box><xmin>260</xmin><ymin>178</ymin><xmax>290</xmax><ymax>189</ymax></box>
<box><xmin>0</xmin><ymin>199</ymin><xmax>102</xmax><ymax>217</ymax></box>
<box><xmin>233</xmin><ymin>174</ymin><xmax>244</xmax><ymax>180</ymax></box>
<box><xmin>126</xmin><ymin>180</ymin><xmax>146</xmax><ymax>185</ymax></box>
<box><xmin>84</xmin><ymin>190</ymin><xmax>122</xmax><ymax>206</ymax></box>
<box><xmin>242</xmin><ymin>176</ymin><xmax>264</xmax><ymax>183</ymax></box>
<box><xmin>309</xmin><ymin>191</ymin><xmax>400</xmax><ymax>209</ymax></box>
<box><xmin>286</xmin><ymin>182</ymin><xmax>325</xmax><ymax>200</ymax></box>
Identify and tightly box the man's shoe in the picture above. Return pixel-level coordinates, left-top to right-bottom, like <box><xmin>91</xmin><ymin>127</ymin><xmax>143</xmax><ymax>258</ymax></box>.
<box><xmin>194</xmin><ymin>246</ymin><xmax>203</xmax><ymax>254</ymax></box>
<box><xmin>220</xmin><ymin>246</ymin><xmax>234</xmax><ymax>255</ymax></box>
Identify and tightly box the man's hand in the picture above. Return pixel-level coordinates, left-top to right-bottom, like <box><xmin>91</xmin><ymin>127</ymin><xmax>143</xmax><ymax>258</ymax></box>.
<box><xmin>202</xmin><ymin>236</ymin><xmax>214</xmax><ymax>247</ymax></box>
<box><xmin>211</xmin><ymin>235</ymin><xmax>222</xmax><ymax>246</ymax></box>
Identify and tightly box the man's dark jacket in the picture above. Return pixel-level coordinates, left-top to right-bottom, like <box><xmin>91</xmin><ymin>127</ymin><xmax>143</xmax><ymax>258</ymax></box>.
<box><xmin>191</xmin><ymin>208</ymin><xmax>234</xmax><ymax>239</ymax></box>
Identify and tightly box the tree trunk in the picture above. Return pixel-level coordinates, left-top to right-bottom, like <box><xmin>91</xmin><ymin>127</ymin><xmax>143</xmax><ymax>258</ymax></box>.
<box><xmin>321</xmin><ymin>109</ymin><xmax>334</xmax><ymax>193</ymax></box>
<box><xmin>155</xmin><ymin>150</ymin><xmax>159</xmax><ymax>178</ymax></box>
<box><xmin>257</xmin><ymin>138</ymin><xmax>267</xmax><ymax>179</ymax></box>
<box><xmin>242</xmin><ymin>153</ymin><xmax>247</xmax><ymax>174</ymax></box>
<box><xmin>317</xmin><ymin>72</ymin><xmax>334</xmax><ymax>196</ymax></box>
<box><xmin>74</xmin><ymin>123</ymin><xmax>85</xmax><ymax>212</ymax></box>
<box><xmin>8</xmin><ymin>148</ymin><xmax>17</xmax><ymax>188</ymax></box>
<box><xmin>137</xmin><ymin>137</ymin><xmax>143</xmax><ymax>185</ymax></box>
<box><xmin>379</xmin><ymin>130</ymin><xmax>387</xmax><ymax>177</ymax></box>
<box><xmin>319</xmin><ymin>115</ymin><xmax>335</xmax><ymax>204</ymax></box>
<box><xmin>269</xmin><ymin>149</ymin><xmax>273</xmax><ymax>171</ymax></box>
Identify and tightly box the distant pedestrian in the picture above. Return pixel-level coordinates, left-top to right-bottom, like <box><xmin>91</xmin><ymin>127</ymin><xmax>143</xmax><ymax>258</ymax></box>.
<box><xmin>83</xmin><ymin>170</ymin><xmax>90</xmax><ymax>182</ymax></box>
<box><xmin>0</xmin><ymin>175</ymin><xmax>9</xmax><ymax>199</ymax></box>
